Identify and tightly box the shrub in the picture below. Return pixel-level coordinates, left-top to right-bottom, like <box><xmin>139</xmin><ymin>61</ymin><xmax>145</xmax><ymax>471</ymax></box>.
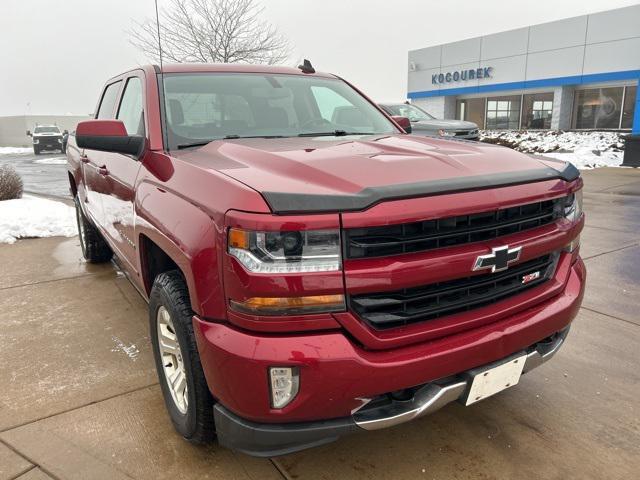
<box><xmin>0</xmin><ymin>164</ymin><xmax>23</xmax><ymax>201</ymax></box>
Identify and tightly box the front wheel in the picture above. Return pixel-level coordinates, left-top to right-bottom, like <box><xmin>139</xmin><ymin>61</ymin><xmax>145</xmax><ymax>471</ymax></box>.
<box><xmin>33</xmin><ymin>146</ymin><xmax>40</xmax><ymax>155</ymax></box>
<box><xmin>149</xmin><ymin>270</ymin><xmax>215</xmax><ymax>443</ymax></box>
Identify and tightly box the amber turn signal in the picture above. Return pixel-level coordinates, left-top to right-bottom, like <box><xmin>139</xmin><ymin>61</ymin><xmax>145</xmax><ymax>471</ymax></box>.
<box><xmin>230</xmin><ymin>294</ymin><xmax>345</xmax><ymax>315</ymax></box>
<box><xmin>228</xmin><ymin>228</ymin><xmax>249</xmax><ymax>249</ymax></box>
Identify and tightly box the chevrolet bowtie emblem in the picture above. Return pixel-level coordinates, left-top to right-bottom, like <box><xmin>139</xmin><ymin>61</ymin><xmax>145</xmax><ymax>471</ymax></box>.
<box><xmin>473</xmin><ymin>246</ymin><xmax>522</xmax><ymax>273</ymax></box>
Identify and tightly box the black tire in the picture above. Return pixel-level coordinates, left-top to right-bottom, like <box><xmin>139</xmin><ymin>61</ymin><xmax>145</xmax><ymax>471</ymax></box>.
<box><xmin>149</xmin><ymin>270</ymin><xmax>215</xmax><ymax>443</ymax></box>
<box><xmin>74</xmin><ymin>196</ymin><xmax>112</xmax><ymax>263</ymax></box>
<box><xmin>33</xmin><ymin>146</ymin><xmax>40</xmax><ymax>155</ymax></box>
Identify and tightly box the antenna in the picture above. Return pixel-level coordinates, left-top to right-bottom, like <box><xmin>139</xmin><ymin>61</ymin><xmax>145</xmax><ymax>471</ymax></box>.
<box><xmin>154</xmin><ymin>0</ymin><xmax>169</xmax><ymax>151</ymax></box>
<box><xmin>298</xmin><ymin>59</ymin><xmax>315</xmax><ymax>74</ymax></box>
<box><xmin>154</xmin><ymin>0</ymin><xmax>164</xmax><ymax>71</ymax></box>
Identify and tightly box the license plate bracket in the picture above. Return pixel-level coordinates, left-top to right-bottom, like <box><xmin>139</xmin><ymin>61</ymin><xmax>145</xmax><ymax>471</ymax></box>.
<box><xmin>463</xmin><ymin>352</ymin><xmax>527</xmax><ymax>406</ymax></box>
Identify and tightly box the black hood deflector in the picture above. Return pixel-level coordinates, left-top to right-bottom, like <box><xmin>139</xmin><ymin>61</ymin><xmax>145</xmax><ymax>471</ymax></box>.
<box><xmin>261</xmin><ymin>162</ymin><xmax>580</xmax><ymax>214</ymax></box>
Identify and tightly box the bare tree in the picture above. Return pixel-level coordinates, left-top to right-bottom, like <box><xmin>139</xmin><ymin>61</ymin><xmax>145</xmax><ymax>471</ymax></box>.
<box><xmin>129</xmin><ymin>0</ymin><xmax>289</xmax><ymax>65</ymax></box>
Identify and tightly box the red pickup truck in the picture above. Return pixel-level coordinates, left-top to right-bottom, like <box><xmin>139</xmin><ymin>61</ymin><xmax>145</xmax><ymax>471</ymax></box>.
<box><xmin>67</xmin><ymin>63</ymin><xmax>585</xmax><ymax>457</ymax></box>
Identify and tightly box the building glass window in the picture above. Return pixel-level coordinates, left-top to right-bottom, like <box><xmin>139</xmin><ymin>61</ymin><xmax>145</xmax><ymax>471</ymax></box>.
<box><xmin>522</xmin><ymin>93</ymin><xmax>553</xmax><ymax>129</ymax></box>
<box><xmin>572</xmin><ymin>87</ymin><xmax>624</xmax><ymax>129</ymax></box>
<box><xmin>485</xmin><ymin>95</ymin><xmax>521</xmax><ymax>129</ymax></box>
<box><xmin>456</xmin><ymin>98</ymin><xmax>485</xmax><ymax>129</ymax></box>
<box><xmin>621</xmin><ymin>85</ymin><xmax>637</xmax><ymax>129</ymax></box>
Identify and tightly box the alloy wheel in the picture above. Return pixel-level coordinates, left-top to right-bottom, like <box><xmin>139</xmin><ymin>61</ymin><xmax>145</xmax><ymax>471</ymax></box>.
<box><xmin>157</xmin><ymin>306</ymin><xmax>188</xmax><ymax>414</ymax></box>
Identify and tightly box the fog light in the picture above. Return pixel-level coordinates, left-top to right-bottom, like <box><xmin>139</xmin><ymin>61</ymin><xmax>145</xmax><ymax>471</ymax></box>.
<box><xmin>269</xmin><ymin>367</ymin><xmax>299</xmax><ymax>409</ymax></box>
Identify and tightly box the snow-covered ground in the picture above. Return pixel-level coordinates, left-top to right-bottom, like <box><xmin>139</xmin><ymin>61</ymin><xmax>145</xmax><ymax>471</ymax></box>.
<box><xmin>0</xmin><ymin>195</ymin><xmax>76</xmax><ymax>244</ymax></box>
<box><xmin>34</xmin><ymin>156</ymin><xmax>67</xmax><ymax>165</ymax></box>
<box><xmin>0</xmin><ymin>147</ymin><xmax>32</xmax><ymax>155</ymax></box>
<box><xmin>480</xmin><ymin>130</ymin><xmax>625</xmax><ymax>170</ymax></box>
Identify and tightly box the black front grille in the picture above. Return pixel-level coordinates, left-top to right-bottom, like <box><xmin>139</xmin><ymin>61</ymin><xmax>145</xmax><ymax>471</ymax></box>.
<box><xmin>345</xmin><ymin>198</ymin><xmax>564</xmax><ymax>259</ymax></box>
<box><xmin>36</xmin><ymin>136</ymin><xmax>61</xmax><ymax>145</ymax></box>
<box><xmin>349</xmin><ymin>253</ymin><xmax>559</xmax><ymax>330</ymax></box>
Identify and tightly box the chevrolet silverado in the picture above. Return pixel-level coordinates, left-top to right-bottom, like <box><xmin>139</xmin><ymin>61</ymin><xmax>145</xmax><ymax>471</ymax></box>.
<box><xmin>66</xmin><ymin>63</ymin><xmax>585</xmax><ymax>457</ymax></box>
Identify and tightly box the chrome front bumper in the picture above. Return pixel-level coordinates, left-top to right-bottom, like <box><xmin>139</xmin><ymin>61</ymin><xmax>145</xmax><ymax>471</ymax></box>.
<box><xmin>353</xmin><ymin>326</ymin><xmax>569</xmax><ymax>431</ymax></box>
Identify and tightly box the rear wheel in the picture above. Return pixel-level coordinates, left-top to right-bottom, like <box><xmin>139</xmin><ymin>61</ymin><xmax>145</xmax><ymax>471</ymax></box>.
<box><xmin>74</xmin><ymin>196</ymin><xmax>112</xmax><ymax>263</ymax></box>
<box><xmin>149</xmin><ymin>270</ymin><xmax>215</xmax><ymax>443</ymax></box>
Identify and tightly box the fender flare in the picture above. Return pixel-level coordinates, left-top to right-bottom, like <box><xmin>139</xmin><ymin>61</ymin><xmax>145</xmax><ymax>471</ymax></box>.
<box><xmin>135</xmin><ymin>182</ymin><xmax>225</xmax><ymax>319</ymax></box>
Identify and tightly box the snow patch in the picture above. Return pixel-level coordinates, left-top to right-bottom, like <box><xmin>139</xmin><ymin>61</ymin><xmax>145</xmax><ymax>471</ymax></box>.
<box><xmin>479</xmin><ymin>130</ymin><xmax>628</xmax><ymax>170</ymax></box>
<box><xmin>0</xmin><ymin>195</ymin><xmax>77</xmax><ymax>244</ymax></box>
<box><xmin>34</xmin><ymin>156</ymin><xmax>67</xmax><ymax>165</ymax></box>
<box><xmin>0</xmin><ymin>147</ymin><xmax>32</xmax><ymax>155</ymax></box>
<box><xmin>480</xmin><ymin>130</ymin><xmax>624</xmax><ymax>155</ymax></box>
<box><xmin>538</xmin><ymin>149</ymin><xmax>623</xmax><ymax>170</ymax></box>
<box><xmin>111</xmin><ymin>336</ymin><xmax>140</xmax><ymax>361</ymax></box>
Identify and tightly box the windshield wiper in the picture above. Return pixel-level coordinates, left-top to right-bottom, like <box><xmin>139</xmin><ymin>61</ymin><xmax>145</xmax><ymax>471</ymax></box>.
<box><xmin>177</xmin><ymin>135</ymin><xmax>288</xmax><ymax>149</ymax></box>
<box><xmin>222</xmin><ymin>134</ymin><xmax>288</xmax><ymax>139</ymax></box>
<box><xmin>298</xmin><ymin>130</ymin><xmax>378</xmax><ymax>137</ymax></box>
<box><xmin>177</xmin><ymin>141</ymin><xmax>215</xmax><ymax>150</ymax></box>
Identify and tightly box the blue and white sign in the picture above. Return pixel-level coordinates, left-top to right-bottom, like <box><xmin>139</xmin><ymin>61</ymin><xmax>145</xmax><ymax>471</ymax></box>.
<box><xmin>432</xmin><ymin>67</ymin><xmax>493</xmax><ymax>85</ymax></box>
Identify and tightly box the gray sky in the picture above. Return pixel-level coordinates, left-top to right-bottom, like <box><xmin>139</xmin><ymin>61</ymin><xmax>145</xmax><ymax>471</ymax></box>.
<box><xmin>1</xmin><ymin>0</ymin><xmax>637</xmax><ymax>116</ymax></box>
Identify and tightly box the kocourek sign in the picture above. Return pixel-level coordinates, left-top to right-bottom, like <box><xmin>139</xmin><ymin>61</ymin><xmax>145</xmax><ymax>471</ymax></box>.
<box><xmin>432</xmin><ymin>67</ymin><xmax>493</xmax><ymax>85</ymax></box>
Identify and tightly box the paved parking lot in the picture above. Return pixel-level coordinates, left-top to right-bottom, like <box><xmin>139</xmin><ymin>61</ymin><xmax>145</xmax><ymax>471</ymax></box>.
<box><xmin>0</xmin><ymin>167</ymin><xmax>639</xmax><ymax>480</ymax></box>
<box><xmin>1</xmin><ymin>152</ymin><xmax>70</xmax><ymax>199</ymax></box>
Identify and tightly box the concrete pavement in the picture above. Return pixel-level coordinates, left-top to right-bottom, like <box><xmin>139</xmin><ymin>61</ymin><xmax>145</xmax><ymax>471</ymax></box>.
<box><xmin>0</xmin><ymin>167</ymin><xmax>638</xmax><ymax>479</ymax></box>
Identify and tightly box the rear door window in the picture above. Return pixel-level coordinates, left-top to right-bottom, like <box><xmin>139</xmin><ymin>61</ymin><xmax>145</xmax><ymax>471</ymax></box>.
<box><xmin>117</xmin><ymin>77</ymin><xmax>145</xmax><ymax>135</ymax></box>
<box><xmin>96</xmin><ymin>81</ymin><xmax>122</xmax><ymax>119</ymax></box>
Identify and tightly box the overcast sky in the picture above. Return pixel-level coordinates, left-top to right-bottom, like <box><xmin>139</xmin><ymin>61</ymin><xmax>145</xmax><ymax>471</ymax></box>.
<box><xmin>1</xmin><ymin>0</ymin><xmax>637</xmax><ymax>116</ymax></box>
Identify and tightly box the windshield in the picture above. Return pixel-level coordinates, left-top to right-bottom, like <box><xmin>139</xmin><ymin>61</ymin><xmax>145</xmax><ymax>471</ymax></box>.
<box><xmin>162</xmin><ymin>73</ymin><xmax>398</xmax><ymax>149</ymax></box>
<box><xmin>34</xmin><ymin>126</ymin><xmax>60</xmax><ymax>134</ymax></box>
<box><xmin>384</xmin><ymin>104</ymin><xmax>435</xmax><ymax>122</ymax></box>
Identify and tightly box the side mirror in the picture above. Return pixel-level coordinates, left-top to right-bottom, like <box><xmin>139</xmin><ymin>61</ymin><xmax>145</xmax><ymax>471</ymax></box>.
<box><xmin>391</xmin><ymin>116</ymin><xmax>412</xmax><ymax>134</ymax></box>
<box><xmin>76</xmin><ymin>120</ymin><xmax>145</xmax><ymax>158</ymax></box>
<box><xmin>26</xmin><ymin>130</ymin><xmax>32</xmax><ymax>137</ymax></box>
<box><xmin>63</xmin><ymin>130</ymin><xmax>69</xmax><ymax>135</ymax></box>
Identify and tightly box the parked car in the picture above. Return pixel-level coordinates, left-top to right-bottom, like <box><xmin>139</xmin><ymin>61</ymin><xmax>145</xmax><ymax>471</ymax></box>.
<box><xmin>379</xmin><ymin>103</ymin><xmax>479</xmax><ymax>140</ymax></box>
<box><xmin>26</xmin><ymin>125</ymin><xmax>66</xmax><ymax>154</ymax></box>
<box><xmin>67</xmin><ymin>63</ymin><xmax>585</xmax><ymax>457</ymax></box>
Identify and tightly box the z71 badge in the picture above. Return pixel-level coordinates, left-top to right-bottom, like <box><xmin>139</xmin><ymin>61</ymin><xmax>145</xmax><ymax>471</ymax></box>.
<box><xmin>522</xmin><ymin>271</ymin><xmax>541</xmax><ymax>285</ymax></box>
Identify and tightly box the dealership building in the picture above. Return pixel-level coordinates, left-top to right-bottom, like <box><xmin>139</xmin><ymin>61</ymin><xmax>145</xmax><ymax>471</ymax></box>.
<box><xmin>407</xmin><ymin>4</ymin><xmax>640</xmax><ymax>134</ymax></box>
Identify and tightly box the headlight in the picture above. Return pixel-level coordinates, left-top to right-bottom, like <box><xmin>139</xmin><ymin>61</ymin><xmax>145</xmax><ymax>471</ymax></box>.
<box><xmin>33</xmin><ymin>139</ymin><xmax>39</xmax><ymax>144</ymax></box>
<box><xmin>438</xmin><ymin>129</ymin><xmax>455</xmax><ymax>137</ymax></box>
<box><xmin>563</xmin><ymin>190</ymin><xmax>583</xmax><ymax>222</ymax></box>
<box><xmin>228</xmin><ymin>228</ymin><xmax>341</xmax><ymax>273</ymax></box>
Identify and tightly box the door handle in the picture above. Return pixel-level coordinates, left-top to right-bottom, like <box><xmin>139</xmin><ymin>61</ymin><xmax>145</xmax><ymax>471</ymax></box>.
<box><xmin>80</xmin><ymin>156</ymin><xmax>89</xmax><ymax>164</ymax></box>
<box><xmin>98</xmin><ymin>166</ymin><xmax>109</xmax><ymax>176</ymax></box>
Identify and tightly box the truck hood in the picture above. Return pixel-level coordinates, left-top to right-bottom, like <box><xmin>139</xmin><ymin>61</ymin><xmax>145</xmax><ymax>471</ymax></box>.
<box><xmin>173</xmin><ymin>134</ymin><xmax>578</xmax><ymax>214</ymax></box>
